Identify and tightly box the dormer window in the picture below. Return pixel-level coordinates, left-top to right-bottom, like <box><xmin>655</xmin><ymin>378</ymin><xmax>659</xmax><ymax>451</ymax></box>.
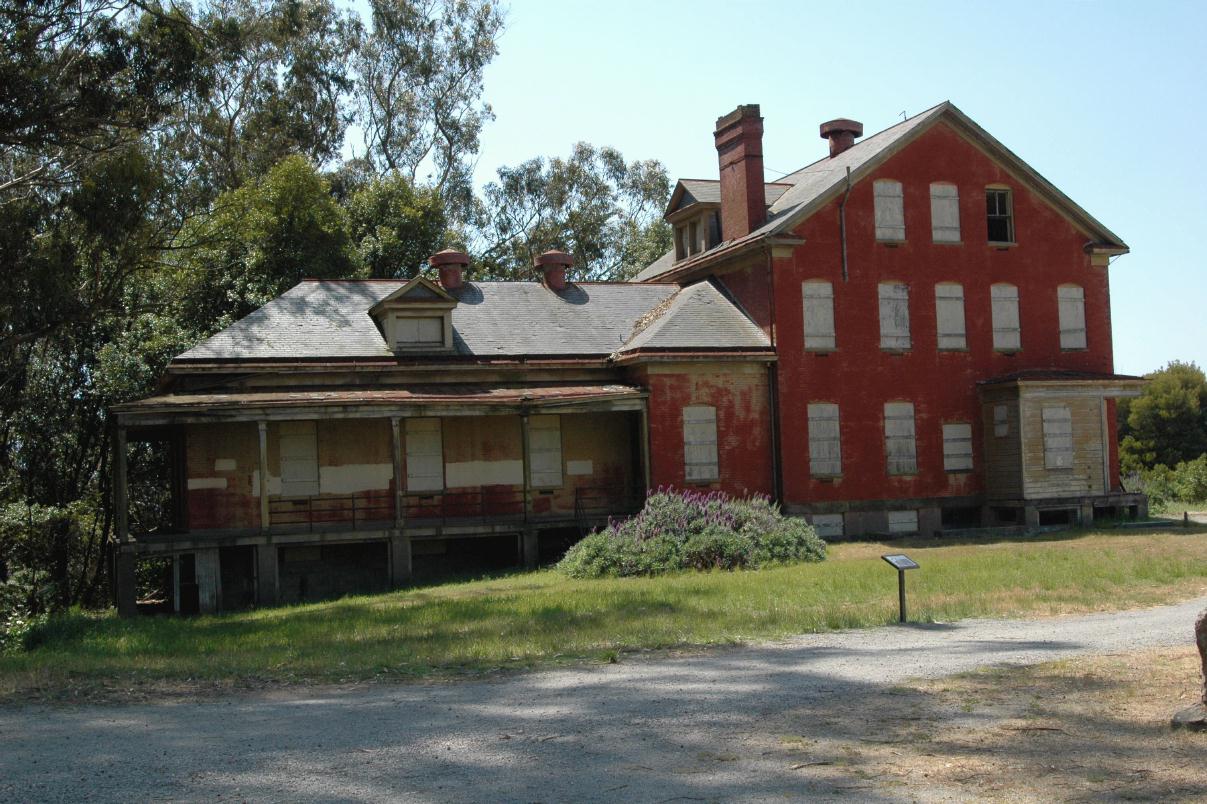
<box><xmin>394</xmin><ymin>315</ymin><xmax>444</xmax><ymax>348</ymax></box>
<box><xmin>369</xmin><ymin>275</ymin><xmax>458</xmax><ymax>353</ymax></box>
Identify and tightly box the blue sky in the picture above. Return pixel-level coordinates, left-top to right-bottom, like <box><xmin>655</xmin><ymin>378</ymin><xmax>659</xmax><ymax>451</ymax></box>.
<box><xmin>428</xmin><ymin>0</ymin><xmax>1206</xmax><ymax>376</ymax></box>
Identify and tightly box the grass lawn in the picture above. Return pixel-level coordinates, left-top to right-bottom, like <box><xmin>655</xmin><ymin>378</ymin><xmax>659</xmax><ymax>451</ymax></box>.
<box><xmin>3</xmin><ymin>527</ymin><xmax>1207</xmax><ymax>700</ymax></box>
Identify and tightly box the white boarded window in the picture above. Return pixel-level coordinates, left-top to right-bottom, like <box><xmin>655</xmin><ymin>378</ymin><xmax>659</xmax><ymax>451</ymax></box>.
<box><xmin>935</xmin><ymin>283</ymin><xmax>966</xmax><ymax>350</ymax></box>
<box><xmin>279</xmin><ymin>421</ymin><xmax>319</xmax><ymax>497</ymax></box>
<box><xmin>888</xmin><ymin>510</ymin><xmax>919</xmax><ymax>534</ymax></box>
<box><xmin>874</xmin><ymin>179</ymin><xmax>905</xmax><ymax>241</ymax></box>
<box><xmin>930</xmin><ymin>183</ymin><xmax>961</xmax><ymax>242</ymax></box>
<box><xmin>991</xmin><ymin>284</ymin><xmax>1021</xmax><ymax>351</ymax></box>
<box><xmin>1042</xmin><ymin>405</ymin><xmax>1074</xmax><ymax>469</ymax></box>
<box><xmin>683</xmin><ymin>405</ymin><xmax>719</xmax><ymax>482</ymax></box>
<box><xmin>405</xmin><ymin>418</ymin><xmax>444</xmax><ymax>491</ymax></box>
<box><xmin>1058</xmin><ymin>285</ymin><xmax>1087</xmax><ymax>350</ymax></box>
<box><xmin>802</xmin><ymin>280</ymin><xmax>836</xmax><ymax>350</ymax></box>
<box><xmin>811</xmin><ymin>513</ymin><xmax>844</xmax><ymax>539</ymax></box>
<box><xmin>395</xmin><ymin>315</ymin><xmax>444</xmax><ymax>348</ymax></box>
<box><xmin>884</xmin><ymin>402</ymin><xmax>917</xmax><ymax>475</ymax></box>
<box><xmin>942</xmin><ymin>423</ymin><xmax>974</xmax><ymax>472</ymax></box>
<box><xmin>807</xmin><ymin>403</ymin><xmax>842</xmax><ymax>477</ymax></box>
<box><xmin>879</xmin><ymin>282</ymin><xmax>911</xmax><ymax>350</ymax></box>
<box><xmin>528</xmin><ymin>414</ymin><xmax>563</xmax><ymax>488</ymax></box>
<box><xmin>993</xmin><ymin>404</ymin><xmax>1009</xmax><ymax>437</ymax></box>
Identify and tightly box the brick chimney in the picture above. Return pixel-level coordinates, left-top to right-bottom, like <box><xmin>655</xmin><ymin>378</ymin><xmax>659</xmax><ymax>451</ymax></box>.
<box><xmin>820</xmin><ymin>119</ymin><xmax>864</xmax><ymax>158</ymax></box>
<box><xmin>429</xmin><ymin>248</ymin><xmax>469</xmax><ymax>290</ymax></box>
<box><xmin>714</xmin><ymin>104</ymin><xmax>766</xmax><ymax>241</ymax></box>
<box><xmin>535</xmin><ymin>250</ymin><xmax>572</xmax><ymax>291</ymax></box>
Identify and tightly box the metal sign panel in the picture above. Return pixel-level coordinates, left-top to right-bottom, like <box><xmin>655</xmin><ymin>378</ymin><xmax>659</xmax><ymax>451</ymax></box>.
<box><xmin>881</xmin><ymin>553</ymin><xmax>919</xmax><ymax>571</ymax></box>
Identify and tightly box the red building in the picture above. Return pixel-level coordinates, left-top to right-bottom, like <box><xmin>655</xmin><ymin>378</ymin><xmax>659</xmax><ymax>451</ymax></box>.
<box><xmin>111</xmin><ymin>102</ymin><xmax>1142</xmax><ymax>613</ymax></box>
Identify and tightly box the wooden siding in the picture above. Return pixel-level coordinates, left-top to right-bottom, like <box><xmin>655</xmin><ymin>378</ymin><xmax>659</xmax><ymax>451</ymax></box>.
<box><xmin>1020</xmin><ymin>393</ymin><xmax>1106</xmax><ymax>499</ymax></box>
<box><xmin>981</xmin><ymin>392</ymin><xmax>1022</xmax><ymax>500</ymax></box>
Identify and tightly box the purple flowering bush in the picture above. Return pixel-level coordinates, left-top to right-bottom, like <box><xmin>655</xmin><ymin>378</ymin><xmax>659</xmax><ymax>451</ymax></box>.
<box><xmin>557</xmin><ymin>488</ymin><xmax>826</xmax><ymax>578</ymax></box>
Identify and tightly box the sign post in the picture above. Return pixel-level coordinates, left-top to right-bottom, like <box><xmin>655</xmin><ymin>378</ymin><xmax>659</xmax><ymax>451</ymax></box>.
<box><xmin>880</xmin><ymin>553</ymin><xmax>920</xmax><ymax>623</ymax></box>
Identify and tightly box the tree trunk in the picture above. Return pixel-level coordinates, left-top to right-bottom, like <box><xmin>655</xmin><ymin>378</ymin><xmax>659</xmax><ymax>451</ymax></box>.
<box><xmin>1197</xmin><ymin>608</ymin><xmax>1207</xmax><ymax>706</ymax></box>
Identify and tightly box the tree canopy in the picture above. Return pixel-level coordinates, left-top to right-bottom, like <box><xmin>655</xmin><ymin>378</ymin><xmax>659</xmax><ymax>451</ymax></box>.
<box><xmin>1119</xmin><ymin>361</ymin><xmax>1207</xmax><ymax>473</ymax></box>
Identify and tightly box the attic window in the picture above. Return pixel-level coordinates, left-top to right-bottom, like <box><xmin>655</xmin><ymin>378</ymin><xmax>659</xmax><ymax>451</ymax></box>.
<box><xmin>394</xmin><ymin>316</ymin><xmax>444</xmax><ymax>348</ymax></box>
<box><xmin>986</xmin><ymin>188</ymin><xmax>1014</xmax><ymax>243</ymax></box>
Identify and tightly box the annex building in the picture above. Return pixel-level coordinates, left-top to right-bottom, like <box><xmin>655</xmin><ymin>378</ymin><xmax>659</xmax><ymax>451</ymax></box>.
<box><xmin>112</xmin><ymin>102</ymin><xmax>1144</xmax><ymax>614</ymax></box>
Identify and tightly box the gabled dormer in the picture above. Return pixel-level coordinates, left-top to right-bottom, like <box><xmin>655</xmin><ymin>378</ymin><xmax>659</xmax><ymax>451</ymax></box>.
<box><xmin>369</xmin><ymin>275</ymin><xmax>458</xmax><ymax>353</ymax></box>
<box><xmin>665</xmin><ymin>178</ymin><xmax>792</xmax><ymax>263</ymax></box>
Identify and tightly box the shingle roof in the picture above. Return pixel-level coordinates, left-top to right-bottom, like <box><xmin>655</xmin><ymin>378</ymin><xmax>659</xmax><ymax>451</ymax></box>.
<box><xmin>174</xmin><ymin>278</ymin><xmax>767</xmax><ymax>363</ymax></box>
<box><xmin>672</xmin><ymin>179</ymin><xmax>792</xmax><ymax>210</ymax></box>
<box><xmin>619</xmin><ymin>281</ymin><xmax>769</xmax><ymax>353</ymax></box>
<box><xmin>632</xmin><ymin>249</ymin><xmax>676</xmax><ymax>282</ymax></box>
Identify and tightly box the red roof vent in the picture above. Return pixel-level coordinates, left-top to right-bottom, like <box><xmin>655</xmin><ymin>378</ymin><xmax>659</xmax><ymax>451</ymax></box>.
<box><xmin>820</xmin><ymin>119</ymin><xmax>864</xmax><ymax>158</ymax></box>
<box><xmin>535</xmin><ymin>250</ymin><xmax>573</xmax><ymax>291</ymax></box>
<box><xmin>429</xmin><ymin>248</ymin><xmax>469</xmax><ymax>289</ymax></box>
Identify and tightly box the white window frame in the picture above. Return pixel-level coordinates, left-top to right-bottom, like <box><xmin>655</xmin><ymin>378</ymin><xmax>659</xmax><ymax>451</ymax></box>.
<box><xmin>942</xmin><ymin>422</ymin><xmax>974</xmax><ymax>472</ymax></box>
<box><xmin>986</xmin><ymin>186</ymin><xmax>1015</xmax><ymax>244</ymax></box>
<box><xmin>405</xmin><ymin>417</ymin><xmax>444</xmax><ymax>492</ymax></box>
<box><xmin>934</xmin><ymin>282</ymin><xmax>967</xmax><ymax>350</ymax></box>
<box><xmin>1058</xmin><ymin>285</ymin><xmax>1087</xmax><ymax>350</ymax></box>
<box><xmin>683</xmin><ymin>405</ymin><xmax>719</xmax><ymax>482</ymax></box>
<box><xmin>993</xmin><ymin>404</ymin><xmax>1009</xmax><ymax>438</ymax></box>
<box><xmin>528</xmin><ymin>414</ymin><xmax>563</xmax><ymax>488</ymax></box>
<box><xmin>278</xmin><ymin>420</ymin><xmax>319</xmax><ymax>497</ymax></box>
<box><xmin>802</xmin><ymin>280</ymin><xmax>836</xmax><ymax>350</ymax></box>
<box><xmin>1042</xmin><ymin>405</ymin><xmax>1074</xmax><ymax>470</ymax></box>
<box><xmin>884</xmin><ymin>401</ymin><xmax>918</xmax><ymax>476</ymax></box>
<box><xmin>878</xmin><ymin>282</ymin><xmax>911</xmax><ymax>350</ymax></box>
<box><xmin>874</xmin><ymin>179</ymin><xmax>905</xmax><ymax>241</ymax></box>
<box><xmin>930</xmin><ymin>182</ymin><xmax>961</xmax><ymax>243</ymax></box>
<box><xmin>810</xmin><ymin>513</ymin><xmax>844</xmax><ymax>539</ymax></box>
<box><xmin>991</xmin><ymin>283</ymin><xmax>1021</xmax><ymax>352</ymax></box>
<box><xmin>807</xmin><ymin>403</ymin><xmax>842</xmax><ymax>477</ymax></box>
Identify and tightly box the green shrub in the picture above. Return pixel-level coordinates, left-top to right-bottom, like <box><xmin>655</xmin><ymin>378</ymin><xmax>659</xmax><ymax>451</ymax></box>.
<box><xmin>558</xmin><ymin>489</ymin><xmax>826</xmax><ymax>578</ymax></box>
<box><xmin>1128</xmin><ymin>455</ymin><xmax>1207</xmax><ymax>511</ymax></box>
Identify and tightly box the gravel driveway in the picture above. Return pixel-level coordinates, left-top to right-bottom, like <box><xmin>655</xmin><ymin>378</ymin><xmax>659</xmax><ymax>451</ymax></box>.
<box><xmin>3</xmin><ymin>596</ymin><xmax>1204</xmax><ymax>803</ymax></box>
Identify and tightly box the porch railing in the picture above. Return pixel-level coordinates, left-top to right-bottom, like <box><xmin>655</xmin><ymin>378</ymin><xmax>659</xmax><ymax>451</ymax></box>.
<box><xmin>268</xmin><ymin>495</ymin><xmax>393</xmax><ymax>531</ymax></box>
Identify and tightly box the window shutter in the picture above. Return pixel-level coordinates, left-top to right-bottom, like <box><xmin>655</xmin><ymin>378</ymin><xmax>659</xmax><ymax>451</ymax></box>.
<box><xmin>810</xmin><ymin>513</ymin><xmax>844</xmax><ymax>538</ymax></box>
<box><xmin>934</xmin><ymin>283</ymin><xmax>966</xmax><ymax>350</ymax></box>
<box><xmin>807</xmin><ymin>403</ymin><xmax>842</xmax><ymax>477</ymax></box>
<box><xmin>878</xmin><ymin>282</ymin><xmax>911</xmax><ymax>350</ymax></box>
<box><xmin>395</xmin><ymin>316</ymin><xmax>445</xmax><ymax>347</ymax></box>
<box><xmin>888</xmin><ymin>510</ymin><xmax>919</xmax><ymax>534</ymax></box>
<box><xmin>405</xmin><ymin>418</ymin><xmax>444</xmax><ymax>491</ymax></box>
<box><xmin>991</xmin><ymin>284</ymin><xmax>1021</xmax><ymax>351</ymax></box>
<box><xmin>930</xmin><ymin>183</ymin><xmax>961</xmax><ymax>242</ymax></box>
<box><xmin>1058</xmin><ymin>286</ymin><xmax>1087</xmax><ymax>350</ymax></box>
<box><xmin>279</xmin><ymin>421</ymin><xmax>319</xmax><ymax>497</ymax></box>
<box><xmin>884</xmin><ymin>402</ymin><xmax>917</xmax><ymax>475</ymax></box>
<box><xmin>993</xmin><ymin>404</ymin><xmax>1009</xmax><ymax>437</ymax></box>
<box><xmin>942</xmin><ymin>422</ymin><xmax>974</xmax><ymax>471</ymax></box>
<box><xmin>683</xmin><ymin>405</ymin><xmax>719</xmax><ymax>482</ymax></box>
<box><xmin>802</xmin><ymin>281</ymin><xmax>836</xmax><ymax>350</ymax></box>
<box><xmin>528</xmin><ymin>414</ymin><xmax>563</xmax><ymax>487</ymax></box>
<box><xmin>1042</xmin><ymin>406</ymin><xmax>1074</xmax><ymax>469</ymax></box>
<box><xmin>874</xmin><ymin>180</ymin><xmax>905</xmax><ymax>241</ymax></box>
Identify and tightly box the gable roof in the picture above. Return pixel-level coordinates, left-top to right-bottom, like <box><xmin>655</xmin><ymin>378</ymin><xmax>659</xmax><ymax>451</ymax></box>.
<box><xmin>619</xmin><ymin>281</ymin><xmax>770</xmax><ymax>353</ymax></box>
<box><xmin>369</xmin><ymin>274</ymin><xmax>455</xmax><ymax>312</ymax></box>
<box><xmin>173</xmin><ymin>278</ymin><xmax>768</xmax><ymax>364</ymax></box>
<box><xmin>667</xmin><ymin>179</ymin><xmax>792</xmax><ymax>215</ymax></box>
<box><xmin>640</xmin><ymin>101</ymin><xmax>1128</xmax><ymax>283</ymax></box>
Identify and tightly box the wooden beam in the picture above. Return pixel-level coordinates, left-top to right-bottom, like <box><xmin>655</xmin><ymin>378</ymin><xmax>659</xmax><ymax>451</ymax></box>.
<box><xmin>520</xmin><ymin>413</ymin><xmax>532</xmax><ymax>523</ymax></box>
<box><xmin>391</xmin><ymin>416</ymin><xmax>404</xmax><ymax>528</ymax></box>
<box><xmin>113</xmin><ymin>426</ymin><xmax>129</xmax><ymax>544</ymax></box>
<box><xmin>638</xmin><ymin>405</ymin><xmax>652</xmax><ymax>494</ymax></box>
<box><xmin>258</xmin><ymin>420</ymin><xmax>269</xmax><ymax>532</ymax></box>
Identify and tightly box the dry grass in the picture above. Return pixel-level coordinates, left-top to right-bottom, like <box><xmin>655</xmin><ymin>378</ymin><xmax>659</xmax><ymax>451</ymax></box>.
<box><xmin>767</xmin><ymin>647</ymin><xmax>1207</xmax><ymax>801</ymax></box>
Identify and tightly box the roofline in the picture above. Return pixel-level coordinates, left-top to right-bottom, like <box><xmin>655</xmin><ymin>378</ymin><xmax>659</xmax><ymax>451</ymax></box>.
<box><xmin>637</xmin><ymin>235</ymin><xmax>805</xmax><ymax>285</ymax></box>
<box><xmin>611</xmin><ymin>348</ymin><xmax>777</xmax><ymax>365</ymax></box>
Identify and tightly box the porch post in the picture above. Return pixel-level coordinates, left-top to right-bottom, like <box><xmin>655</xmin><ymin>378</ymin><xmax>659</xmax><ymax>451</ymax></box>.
<box><xmin>258</xmin><ymin>421</ymin><xmax>269</xmax><ymax>532</ymax></box>
<box><xmin>389</xmin><ymin>416</ymin><xmax>411</xmax><ymax>585</ymax></box>
<box><xmin>520</xmin><ymin>413</ymin><xmax>532</xmax><ymax>523</ymax></box>
<box><xmin>112</xmin><ymin>424</ymin><xmax>138</xmax><ymax>617</ymax></box>
<box><xmin>638</xmin><ymin>405</ymin><xmax>652</xmax><ymax>496</ymax></box>
<box><xmin>195</xmin><ymin>547</ymin><xmax>221</xmax><ymax>614</ymax></box>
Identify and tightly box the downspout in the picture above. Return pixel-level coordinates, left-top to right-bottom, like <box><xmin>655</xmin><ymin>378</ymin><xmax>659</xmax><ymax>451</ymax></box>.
<box><xmin>839</xmin><ymin>166</ymin><xmax>852</xmax><ymax>282</ymax></box>
<box><xmin>765</xmin><ymin>246</ymin><xmax>784</xmax><ymax>506</ymax></box>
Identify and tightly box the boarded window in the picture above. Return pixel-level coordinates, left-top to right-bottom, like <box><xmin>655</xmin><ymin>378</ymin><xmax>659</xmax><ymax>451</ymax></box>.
<box><xmin>683</xmin><ymin>405</ymin><xmax>719</xmax><ymax>482</ymax></box>
<box><xmin>986</xmin><ymin>187</ymin><xmax>1014</xmax><ymax>243</ymax></box>
<box><xmin>279</xmin><ymin>421</ymin><xmax>319</xmax><ymax>497</ymax></box>
<box><xmin>1058</xmin><ymin>285</ymin><xmax>1087</xmax><ymax>350</ymax></box>
<box><xmin>930</xmin><ymin>183</ymin><xmax>961</xmax><ymax>242</ymax></box>
<box><xmin>991</xmin><ymin>284</ymin><xmax>1021</xmax><ymax>351</ymax></box>
<box><xmin>874</xmin><ymin>179</ymin><xmax>905</xmax><ymax>241</ymax></box>
<box><xmin>802</xmin><ymin>280</ymin><xmax>836</xmax><ymax>350</ymax></box>
<box><xmin>807</xmin><ymin>403</ymin><xmax>842</xmax><ymax>477</ymax></box>
<box><xmin>395</xmin><ymin>316</ymin><xmax>444</xmax><ymax>347</ymax></box>
<box><xmin>1042</xmin><ymin>405</ymin><xmax>1074</xmax><ymax>469</ymax></box>
<box><xmin>811</xmin><ymin>513</ymin><xmax>844</xmax><ymax>538</ymax></box>
<box><xmin>993</xmin><ymin>404</ymin><xmax>1009</xmax><ymax>437</ymax></box>
<box><xmin>528</xmin><ymin>414</ymin><xmax>563</xmax><ymax>488</ymax></box>
<box><xmin>942</xmin><ymin>423</ymin><xmax>974</xmax><ymax>471</ymax></box>
<box><xmin>935</xmin><ymin>283</ymin><xmax>967</xmax><ymax>350</ymax></box>
<box><xmin>879</xmin><ymin>282</ymin><xmax>911</xmax><ymax>350</ymax></box>
<box><xmin>888</xmin><ymin>510</ymin><xmax>919</xmax><ymax>534</ymax></box>
<box><xmin>884</xmin><ymin>401</ymin><xmax>917</xmax><ymax>475</ymax></box>
<box><xmin>405</xmin><ymin>418</ymin><xmax>444</xmax><ymax>491</ymax></box>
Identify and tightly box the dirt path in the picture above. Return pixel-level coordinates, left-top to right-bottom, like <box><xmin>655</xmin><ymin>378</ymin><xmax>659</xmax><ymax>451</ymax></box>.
<box><xmin>2</xmin><ymin>596</ymin><xmax>1204</xmax><ymax>803</ymax></box>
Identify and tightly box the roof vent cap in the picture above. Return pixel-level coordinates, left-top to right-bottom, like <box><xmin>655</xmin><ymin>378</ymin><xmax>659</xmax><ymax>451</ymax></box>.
<box><xmin>429</xmin><ymin>248</ymin><xmax>469</xmax><ymax>289</ymax></box>
<box><xmin>534</xmin><ymin>250</ymin><xmax>573</xmax><ymax>291</ymax></box>
<box><xmin>820</xmin><ymin>118</ymin><xmax>864</xmax><ymax>157</ymax></box>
